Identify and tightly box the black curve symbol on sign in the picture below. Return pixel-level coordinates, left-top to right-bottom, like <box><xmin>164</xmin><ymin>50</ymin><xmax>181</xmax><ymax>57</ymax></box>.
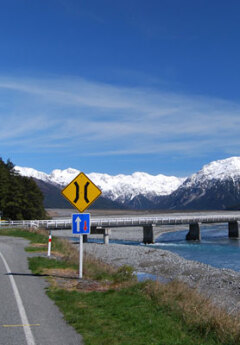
<box><xmin>74</xmin><ymin>182</ymin><xmax>79</xmax><ymax>203</ymax></box>
<box><xmin>84</xmin><ymin>182</ymin><xmax>90</xmax><ymax>203</ymax></box>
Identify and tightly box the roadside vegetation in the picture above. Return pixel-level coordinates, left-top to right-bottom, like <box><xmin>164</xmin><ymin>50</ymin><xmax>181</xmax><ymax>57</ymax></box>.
<box><xmin>1</xmin><ymin>227</ymin><xmax>240</xmax><ymax>345</ymax></box>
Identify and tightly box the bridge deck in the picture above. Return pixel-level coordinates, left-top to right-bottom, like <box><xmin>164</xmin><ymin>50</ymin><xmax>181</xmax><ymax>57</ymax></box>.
<box><xmin>1</xmin><ymin>214</ymin><xmax>240</xmax><ymax>229</ymax></box>
<box><xmin>1</xmin><ymin>213</ymin><xmax>240</xmax><ymax>244</ymax></box>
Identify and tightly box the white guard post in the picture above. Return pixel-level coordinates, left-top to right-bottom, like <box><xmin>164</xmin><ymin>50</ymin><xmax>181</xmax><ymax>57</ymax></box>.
<box><xmin>47</xmin><ymin>231</ymin><xmax>52</xmax><ymax>257</ymax></box>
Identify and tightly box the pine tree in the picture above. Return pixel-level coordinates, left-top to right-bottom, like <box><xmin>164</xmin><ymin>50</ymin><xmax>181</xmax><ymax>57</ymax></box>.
<box><xmin>0</xmin><ymin>158</ymin><xmax>46</xmax><ymax>220</ymax></box>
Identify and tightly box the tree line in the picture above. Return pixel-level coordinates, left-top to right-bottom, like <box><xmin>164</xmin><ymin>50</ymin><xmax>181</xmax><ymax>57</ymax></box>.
<box><xmin>0</xmin><ymin>158</ymin><xmax>46</xmax><ymax>220</ymax></box>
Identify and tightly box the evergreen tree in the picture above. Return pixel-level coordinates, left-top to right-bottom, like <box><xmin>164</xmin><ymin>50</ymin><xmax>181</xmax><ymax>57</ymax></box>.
<box><xmin>0</xmin><ymin>158</ymin><xmax>46</xmax><ymax>220</ymax></box>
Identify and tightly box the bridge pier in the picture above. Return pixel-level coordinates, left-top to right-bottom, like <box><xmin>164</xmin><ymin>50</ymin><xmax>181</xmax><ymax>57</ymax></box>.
<box><xmin>186</xmin><ymin>223</ymin><xmax>201</xmax><ymax>241</ymax></box>
<box><xmin>91</xmin><ymin>226</ymin><xmax>111</xmax><ymax>244</ymax></box>
<box><xmin>228</xmin><ymin>221</ymin><xmax>240</xmax><ymax>238</ymax></box>
<box><xmin>143</xmin><ymin>225</ymin><xmax>155</xmax><ymax>244</ymax></box>
<box><xmin>103</xmin><ymin>229</ymin><xmax>111</xmax><ymax>245</ymax></box>
<box><xmin>83</xmin><ymin>235</ymin><xmax>88</xmax><ymax>243</ymax></box>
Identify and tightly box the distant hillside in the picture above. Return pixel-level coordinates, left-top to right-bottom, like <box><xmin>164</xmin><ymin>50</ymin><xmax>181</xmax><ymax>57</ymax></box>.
<box><xmin>154</xmin><ymin>158</ymin><xmax>240</xmax><ymax>210</ymax></box>
<box><xmin>34</xmin><ymin>178</ymin><xmax>127</xmax><ymax>210</ymax></box>
<box><xmin>34</xmin><ymin>179</ymin><xmax>71</xmax><ymax>208</ymax></box>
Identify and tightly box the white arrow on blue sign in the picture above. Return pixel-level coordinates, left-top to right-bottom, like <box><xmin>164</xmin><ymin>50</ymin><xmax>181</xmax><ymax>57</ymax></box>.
<box><xmin>72</xmin><ymin>213</ymin><xmax>90</xmax><ymax>234</ymax></box>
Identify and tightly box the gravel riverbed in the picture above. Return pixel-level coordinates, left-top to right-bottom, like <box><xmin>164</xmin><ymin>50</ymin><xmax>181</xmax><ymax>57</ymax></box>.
<box><xmin>81</xmin><ymin>227</ymin><xmax>240</xmax><ymax>315</ymax></box>
<box><xmin>51</xmin><ymin>210</ymin><xmax>240</xmax><ymax>314</ymax></box>
<box><xmin>54</xmin><ymin>218</ymin><xmax>240</xmax><ymax>315</ymax></box>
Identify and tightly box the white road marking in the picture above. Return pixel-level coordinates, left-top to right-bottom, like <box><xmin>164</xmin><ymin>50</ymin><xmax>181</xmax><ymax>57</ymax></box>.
<box><xmin>2</xmin><ymin>324</ymin><xmax>40</xmax><ymax>328</ymax></box>
<box><xmin>0</xmin><ymin>251</ymin><xmax>36</xmax><ymax>345</ymax></box>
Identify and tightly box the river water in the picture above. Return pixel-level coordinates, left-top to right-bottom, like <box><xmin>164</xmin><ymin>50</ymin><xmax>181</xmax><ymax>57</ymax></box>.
<box><xmin>84</xmin><ymin>224</ymin><xmax>240</xmax><ymax>273</ymax></box>
<box><xmin>53</xmin><ymin>209</ymin><xmax>240</xmax><ymax>273</ymax></box>
<box><xmin>150</xmin><ymin>224</ymin><xmax>240</xmax><ymax>272</ymax></box>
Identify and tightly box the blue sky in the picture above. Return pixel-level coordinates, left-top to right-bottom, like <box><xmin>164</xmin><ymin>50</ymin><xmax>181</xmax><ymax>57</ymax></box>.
<box><xmin>1</xmin><ymin>0</ymin><xmax>240</xmax><ymax>176</ymax></box>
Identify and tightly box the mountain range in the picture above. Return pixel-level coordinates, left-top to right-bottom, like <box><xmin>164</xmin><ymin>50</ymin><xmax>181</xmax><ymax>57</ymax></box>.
<box><xmin>14</xmin><ymin>157</ymin><xmax>240</xmax><ymax>210</ymax></box>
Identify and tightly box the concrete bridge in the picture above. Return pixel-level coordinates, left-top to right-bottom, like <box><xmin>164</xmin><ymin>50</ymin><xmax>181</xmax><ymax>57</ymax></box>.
<box><xmin>92</xmin><ymin>214</ymin><xmax>240</xmax><ymax>243</ymax></box>
<box><xmin>2</xmin><ymin>213</ymin><xmax>240</xmax><ymax>244</ymax></box>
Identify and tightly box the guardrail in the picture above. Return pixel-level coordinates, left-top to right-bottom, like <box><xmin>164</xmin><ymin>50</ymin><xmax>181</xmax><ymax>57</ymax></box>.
<box><xmin>1</xmin><ymin>214</ymin><xmax>240</xmax><ymax>229</ymax></box>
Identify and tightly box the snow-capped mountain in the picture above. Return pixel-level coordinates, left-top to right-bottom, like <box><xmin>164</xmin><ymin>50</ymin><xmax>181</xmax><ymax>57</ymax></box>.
<box><xmin>155</xmin><ymin>157</ymin><xmax>240</xmax><ymax>210</ymax></box>
<box><xmin>183</xmin><ymin>157</ymin><xmax>240</xmax><ymax>187</ymax></box>
<box><xmin>15</xmin><ymin>157</ymin><xmax>240</xmax><ymax>210</ymax></box>
<box><xmin>14</xmin><ymin>166</ymin><xmax>185</xmax><ymax>204</ymax></box>
<box><xmin>88</xmin><ymin>172</ymin><xmax>185</xmax><ymax>203</ymax></box>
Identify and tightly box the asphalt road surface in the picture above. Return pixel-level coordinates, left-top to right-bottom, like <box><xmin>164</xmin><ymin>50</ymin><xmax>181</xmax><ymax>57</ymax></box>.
<box><xmin>0</xmin><ymin>236</ymin><xmax>83</xmax><ymax>345</ymax></box>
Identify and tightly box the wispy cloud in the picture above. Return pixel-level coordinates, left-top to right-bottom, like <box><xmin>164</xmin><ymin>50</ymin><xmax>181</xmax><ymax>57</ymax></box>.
<box><xmin>0</xmin><ymin>76</ymin><xmax>239</xmax><ymax>158</ymax></box>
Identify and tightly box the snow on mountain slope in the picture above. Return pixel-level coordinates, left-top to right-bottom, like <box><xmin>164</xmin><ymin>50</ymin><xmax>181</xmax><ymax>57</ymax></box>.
<box><xmin>49</xmin><ymin>168</ymin><xmax>80</xmax><ymax>186</ymax></box>
<box><xmin>14</xmin><ymin>167</ymin><xmax>51</xmax><ymax>183</ymax></box>
<box><xmin>88</xmin><ymin>172</ymin><xmax>185</xmax><ymax>202</ymax></box>
<box><xmin>14</xmin><ymin>166</ymin><xmax>185</xmax><ymax>202</ymax></box>
<box><xmin>15</xmin><ymin>157</ymin><xmax>240</xmax><ymax>210</ymax></box>
<box><xmin>183</xmin><ymin>157</ymin><xmax>240</xmax><ymax>188</ymax></box>
<box><xmin>163</xmin><ymin>157</ymin><xmax>240</xmax><ymax>209</ymax></box>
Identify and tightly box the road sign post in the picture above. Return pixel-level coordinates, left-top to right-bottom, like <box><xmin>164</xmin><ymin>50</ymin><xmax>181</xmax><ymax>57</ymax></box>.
<box><xmin>72</xmin><ymin>213</ymin><xmax>90</xmax><ymax>279</ymax></box>
<box><xmin>79</xmin><ymin>234</ymin><xmax>83</xmax><ymax>278</ymax></box>
<box><xmin>61</xmin><ymin>172</ymin><xmax>102</xmax><ymax>213</ymax></box>
<box><xmin>61</xmin><ymin>172</ymin><xmax>101</xmax><ymax>280</ymax></box>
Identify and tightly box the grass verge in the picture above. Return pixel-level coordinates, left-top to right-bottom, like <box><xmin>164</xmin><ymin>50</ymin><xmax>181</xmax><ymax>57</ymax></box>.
<box><xmin>1</xmin><ymin>227</ymin><xmax>240</xmax><ymax>344</ymax></box>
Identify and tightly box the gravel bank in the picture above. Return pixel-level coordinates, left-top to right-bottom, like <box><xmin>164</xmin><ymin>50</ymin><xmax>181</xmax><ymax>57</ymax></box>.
<box><xmin>82</xmin><ymin>227</ymin><xmax>240</xmax><ymax>315</ymax></box>
<box><xmin>55</xmin><ymin>224</ymin><xmax>240</xmax><ymax>314</ymax></box>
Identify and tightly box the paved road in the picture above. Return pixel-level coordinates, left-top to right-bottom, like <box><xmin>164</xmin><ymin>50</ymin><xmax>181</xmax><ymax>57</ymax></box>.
<box><xmin>0</xmin><ymin>236</ymin><xmax>83</xmax><ymax>345</ymax></box>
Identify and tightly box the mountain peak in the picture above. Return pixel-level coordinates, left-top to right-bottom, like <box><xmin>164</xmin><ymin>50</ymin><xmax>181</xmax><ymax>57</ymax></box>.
<box><xmin>201</xmin><ymin>157</ymin><xmax>240</xmax><ymax>179</ymax></box>
<box><xmin>185</xmin><ymin>157</ymin><xmax>240</xmax><ymax>187</ymax></box>
<box><xmin>15</xmin><ymin>166</ymin><xmax>185</xmax><ymax>202</ymax></box>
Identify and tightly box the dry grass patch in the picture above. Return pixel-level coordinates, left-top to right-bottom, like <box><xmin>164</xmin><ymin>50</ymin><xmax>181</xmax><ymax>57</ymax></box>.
<box><xmin>29</xmin><ymin>243</ymin><xmax>48</xmax><ymax>248</ymax></box>
<box><xmin>54</xmin><ymin>238</ymin><xmax>79</xmax><ymax>263</ymax></box>
<box><xmin>144</xmin><ymin>279</ymin><xmax>240</xmax><ymax>344</ymax></box>
<box><xmin>43</xmin><ymin>263</ymin><xmax>136</xmax><ymax>292</ymax></box>
<box><xmin>43</xmin><ymin>267</ymin><xmax>80</xmax><ymax>291</ymax></box>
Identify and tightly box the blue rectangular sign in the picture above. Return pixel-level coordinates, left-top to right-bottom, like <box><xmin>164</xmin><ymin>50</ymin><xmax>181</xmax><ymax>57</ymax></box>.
<box><xmin>72</xmin><ymin>213</ymin><xmax>90</xmax><ymax>234</ymax></box>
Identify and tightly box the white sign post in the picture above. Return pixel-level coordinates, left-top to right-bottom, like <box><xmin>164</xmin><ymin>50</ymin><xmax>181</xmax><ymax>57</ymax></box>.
<box><xmin>79</xmin><ymin>234</ymin><xmax>83</xmax><ymax>279</ymax></box>
<box><xmin>72</xmin><ymin>213</ymin><xmax>90</xmax><ymax>279</ymax></box>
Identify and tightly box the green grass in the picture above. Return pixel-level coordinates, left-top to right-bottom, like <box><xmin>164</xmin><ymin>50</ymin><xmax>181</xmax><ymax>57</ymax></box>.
<box><xmin>28</xmin><ymin>256</ymin><xmax>78</xmax><ymax>274</ymax></box>
<box><xmin>0</xmin><ymin>228</ymin><xmax>47</xmax><ymax>244</ymax></box>
<box><xmin>28</xmin><ymin>255</ymin><xmax>136</xmax><ymax>284</ymax></box>
<box><xmin>28</xmin><ymin>255</ymin><xmax>234</xmax><ymax>345</ymax></box>
<box><xmin>46</xmin><ymin>284</ymin><xmax>224</xmax><ymax>345</ymax></box>
<box><xmin>0</xmin><ymin>228</ymin><xmax>69</xmax><ymax>254</ymax></box>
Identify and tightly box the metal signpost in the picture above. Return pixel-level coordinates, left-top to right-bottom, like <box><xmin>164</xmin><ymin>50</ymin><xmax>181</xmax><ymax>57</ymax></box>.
<box><xmin>61</xmin><ymin>172</ymin><xmax>102</xmax><ymax>279</ymax></box>
<box><xmin>72</xmin><ymin>213</ymin><xmax>90</xmax><ymax>278</ymax></box>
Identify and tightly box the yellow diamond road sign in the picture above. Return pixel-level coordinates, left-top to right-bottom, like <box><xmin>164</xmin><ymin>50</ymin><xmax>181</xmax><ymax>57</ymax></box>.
<box><xmin>61</xmin><ymin>172</ymin><xmax>102</xmax><ymax>212</ymax></box>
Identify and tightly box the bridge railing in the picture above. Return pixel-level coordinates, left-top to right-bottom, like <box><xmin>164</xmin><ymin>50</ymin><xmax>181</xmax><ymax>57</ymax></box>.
<box><xmin>1</xmin><ymin>214</ymin><xmax>240</xmax><ymax>230</ymax></box>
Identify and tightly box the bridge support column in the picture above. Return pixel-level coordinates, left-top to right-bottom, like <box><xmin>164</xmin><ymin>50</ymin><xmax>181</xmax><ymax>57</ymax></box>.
<box><xmin>83</xmin><ymin>235</ymin><xmax>88</xmax><ymax>243</ymax></box>
<box><xmin>90</xmin><ymin>226</ymin><xmax>111</xmax><ymax>244</ymax></box>
<box><xmin>103</xmin><ymin>229</ymin><xmax>111</xmax><ymax>245</ymax></box>
<box><xmin>228</xmin><ymin>221</ymin><xmax>240</xmax><ymax>238</ymax></box>
<box><xmin>186</xmin><ymin>223</ymin><xmax>201</xmax><ymax>241</ymax></box>
<box><xmin>143</xmin><ymin>225</ymin><xmax>155</xmax><ymax>244</ymax></box>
